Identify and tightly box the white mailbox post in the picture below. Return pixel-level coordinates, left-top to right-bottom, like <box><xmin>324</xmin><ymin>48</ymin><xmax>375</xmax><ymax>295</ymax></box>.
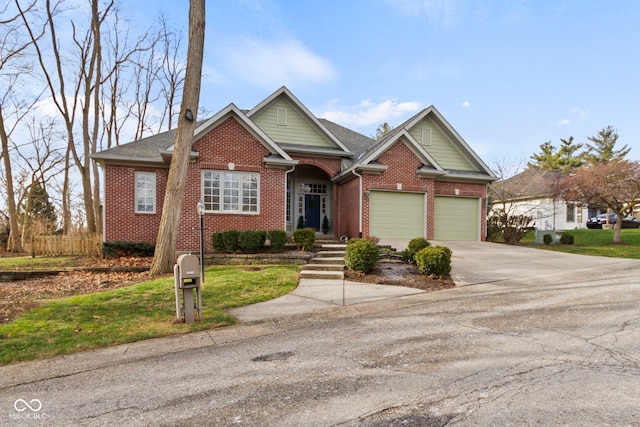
<box><xmin>174</xmin><ymin>254</ymin><xmax>202</xmax><ymax>324</ymax></box>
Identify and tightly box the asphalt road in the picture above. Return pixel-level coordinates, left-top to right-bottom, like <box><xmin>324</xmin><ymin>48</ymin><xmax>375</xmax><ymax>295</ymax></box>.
<box><xmin>2</xmin><ymin>243</ymin><xmax>640</xmax><ymax>426</ymax></box>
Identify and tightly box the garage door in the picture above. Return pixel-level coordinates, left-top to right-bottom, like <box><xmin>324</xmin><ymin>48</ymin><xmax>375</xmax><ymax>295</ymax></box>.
<box><xmin>434</xmin><ymin>196</ymin><xmax>480</xmax><ymax>241</ymax></box>
<box><xmin>369</xmin><ymin>191</ymin><xmax>425</xmax><ymax>239</ymax></box>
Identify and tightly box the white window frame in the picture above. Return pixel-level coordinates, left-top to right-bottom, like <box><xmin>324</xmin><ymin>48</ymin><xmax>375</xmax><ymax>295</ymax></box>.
<box><xmin>135</xmin><ymin>171</ymin><xmax>156</xmax><ymax>214</ymax></box>
<box><xmin>202</xmin><ymin>170</ymin><xmax>260</xmax><ymax>214</ymax></box>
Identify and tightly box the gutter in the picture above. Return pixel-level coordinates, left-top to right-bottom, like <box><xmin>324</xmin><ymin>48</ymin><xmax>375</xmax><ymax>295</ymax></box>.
<box><xmin>352</xmin><ymin>169</ymin><xmax>363</xmax><ymax>238</ymax></box>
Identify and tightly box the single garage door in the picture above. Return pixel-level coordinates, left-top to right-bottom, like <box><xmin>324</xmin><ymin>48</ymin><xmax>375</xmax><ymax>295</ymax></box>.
<box><xmin>434</xmin><ymin>196</ymin><xmax>480</xmax><ymax>240</ymax></box>
<box><xmin>369</xmin><ymin>191</ymin><xmax>425</xmax><ymax>239</ymax></box>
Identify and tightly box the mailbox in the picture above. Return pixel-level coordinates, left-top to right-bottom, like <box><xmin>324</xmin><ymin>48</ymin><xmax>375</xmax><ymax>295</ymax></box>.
<box><xmin>174</xmin><ymin>254</ymin><xmax>202</xmax><ymax>324</ymax></box>
<box><xmin>176</xmin><ymin>254</ymin><xmax>200</xmax><ymax>288</ymax></box>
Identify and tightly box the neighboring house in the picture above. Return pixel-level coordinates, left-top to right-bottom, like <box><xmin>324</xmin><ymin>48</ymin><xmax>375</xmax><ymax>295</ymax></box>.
<box><xmin>489</xmin><ymin>168</ymin><xmax>593</xmax><ymax>231</ymax></box>
<box><xmin>92</xmin><ymin>87</ymin><xmax>496</xmax><ymax>252</ymax></box>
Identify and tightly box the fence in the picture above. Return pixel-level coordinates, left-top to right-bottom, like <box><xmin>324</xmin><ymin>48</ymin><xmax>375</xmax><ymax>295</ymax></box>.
<box><xmin>31</xmin><ymin>234</ymin><xmax>103</xmax><ymax>257</ymax></box>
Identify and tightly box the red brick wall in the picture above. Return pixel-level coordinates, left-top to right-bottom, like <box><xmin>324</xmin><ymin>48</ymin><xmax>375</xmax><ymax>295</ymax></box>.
<box><xmin>104</xmin><ymin>116</ymin><xmax>287</xmax><ymax>252</ymax></box>
<box><xmin>104</xmin><ymin>165</ymin><xmax>168</xmax><ymax>244</ymax></box>
<box><xmin>335</xmin><ymin>177</ymin><xmax>360</xmax><ymax>238</ymax></box>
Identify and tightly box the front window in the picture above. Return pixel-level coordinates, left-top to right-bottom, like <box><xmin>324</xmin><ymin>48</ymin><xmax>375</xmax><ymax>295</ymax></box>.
<box><xmin>566</xmin><ymin>203</ymin><xmax>575</xmax><ymax>222</ymax></box>
<box><xmin>202</xmin><ymin>170</ymin><xmax>259</xmax><ymax>213</ymax></box>
<box><xmin>135</xmin><ymin>171</ymin><xmax>156</xmax><ymax>213</ymax></box>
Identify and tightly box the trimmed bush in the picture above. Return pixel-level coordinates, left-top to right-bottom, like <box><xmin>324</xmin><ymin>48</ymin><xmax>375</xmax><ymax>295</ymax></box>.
<box><xmin>221</xmin><ymin>230</ymin><xmax>240</xmax><ymax>252</ymax></box>
<box><xmin>560</xmin><ymin>233</ymin><xmax>575</xmax><ymax>245</ymax></box>
<box><xmin>414</xmin><ymin>246</ymin><xmax>452</xmax><ymax>277</ymax></box>
<box><xmin>267</xmin><ymin>230</ymin><xmax>287</xmax><ymax>250</ymax></box>
<box><xmin>296</xmin><ymin>216</ymin><xmax>305</xmax><ymax>229</ymax></box>
<box><xmin>401</xmin><ymin>237</ymin><xmax>430</xmax><ymax>263</ymax></box>
<box><xmin>344</xmin><ymin>238</ymin><xmax>380</xmax><ymax>273</ymax></box>
<box><xmin>238</xmin><ymin>230</ymin><xmax>267</xmax><ymax>253</ymax></box>
<box><xmin>103</xmin><ymin>241</ymin><xmax>155</xmax><ymax>258</ymax></box>
<box><xmin>543</xmin><ymin>233</ymin><xmax>553</xmax><ymax>245</ymax></box>
<box><xmin>293</xmin><ymin>228</ymin><xmax>315</xmax><ymax>251</ymax></box>
<box><xmin>211</xmin><ymin>232</ymin><xmax>225</xmax><ymax>252</ymax></box>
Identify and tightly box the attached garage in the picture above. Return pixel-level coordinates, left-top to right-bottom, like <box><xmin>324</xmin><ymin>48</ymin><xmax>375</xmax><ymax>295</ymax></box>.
<box><xmin>369</xmin><ymin>191</ymin><xmax>425</xmax><ymax>239</ymax></box>
<box><xmin>433</xmin><ymin>196</ymin><xmax>480</xmax><ymax>241</ymax></box>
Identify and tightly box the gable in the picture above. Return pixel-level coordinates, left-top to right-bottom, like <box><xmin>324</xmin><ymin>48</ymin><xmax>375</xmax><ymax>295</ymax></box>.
<box><xmin>408</xmin><ymin>117</ymin><xmax>477</xmax><ymax>172</ymax></box>
<box><xmin>251</xmin><ymin>98</ymin><xmax>337</xmax><ymax>149</ymax></box>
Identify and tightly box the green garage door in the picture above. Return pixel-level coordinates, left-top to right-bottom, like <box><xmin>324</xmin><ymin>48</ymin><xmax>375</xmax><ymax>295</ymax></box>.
<box><xmin>369</xmin><ymin>191</ymin><xmax>425</xmax><ymax>239</ymax></box>
<box><xmin>434</xmin><ymin>196</ymin><xmax>480</xmax><ymax>241</ymax></box>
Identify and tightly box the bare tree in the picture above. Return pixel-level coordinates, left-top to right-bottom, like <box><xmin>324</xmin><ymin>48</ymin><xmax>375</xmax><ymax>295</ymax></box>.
<box><xmin>0</xmin><ymin>0</ymin><xmax>39</xmax><ymax>252</ymax></box>
<box><xmin>150</xmin><ymin>0</ymin><xmax>205</xmax><ymax>275</ymax></box>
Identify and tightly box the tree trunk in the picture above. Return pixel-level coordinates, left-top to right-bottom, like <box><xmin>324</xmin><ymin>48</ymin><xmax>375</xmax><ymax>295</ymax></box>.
<box><xmin>149</xmin><ymin>0</ymin><xmax>205</xmax><ymax>275</ymax></box>
<box><xmin>613</xmin><ymin>218</ymin><xmax>622</xmax><ymax>243</ymax></box>
<box><xmin>0</xmin><ymin>108</ymin><xmax>23</xmax><ymax>252</ymax></box>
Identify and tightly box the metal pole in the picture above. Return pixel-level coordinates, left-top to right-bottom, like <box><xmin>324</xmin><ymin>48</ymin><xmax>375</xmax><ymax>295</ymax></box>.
<box><xmin>199</xmin><ymin>213</ymin><xmax>205</xmax><ymax>282</ymax></box>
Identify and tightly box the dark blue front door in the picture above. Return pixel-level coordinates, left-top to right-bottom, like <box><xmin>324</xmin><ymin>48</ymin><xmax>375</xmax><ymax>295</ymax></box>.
<box><xmin>305</xmin><ymin>195</ymin><xmax>321</xmax><ymax>229</ymax></box>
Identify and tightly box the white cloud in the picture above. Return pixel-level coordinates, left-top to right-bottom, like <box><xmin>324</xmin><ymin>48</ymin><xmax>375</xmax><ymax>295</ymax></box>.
<box><xmin>461</xmin><ymin>100</ymin><xmax>471</xmax><ymax>107</ymax></box>
<box><xmin>558</xmin><ymin>119</ymin><xmax>571</xmax><ymax>125</ymax></box>
<box><xmin>321</xmin><ymin>99</ymin><xmax>423</xmax><ymax>128</ymax></box>
<box><xmin>220</xmin><ymin>36</ymin><xmax>337</xmax><ymax>89</ymax></box>
<box><xmin>569</xmin><ymin>107</ymin><xmax>590</xmax><ymax>121</ymax></box>
<box><xmin>384</xmin><ymin>0</ymin><xmax>467</xmax><ymax>26</ymax></box>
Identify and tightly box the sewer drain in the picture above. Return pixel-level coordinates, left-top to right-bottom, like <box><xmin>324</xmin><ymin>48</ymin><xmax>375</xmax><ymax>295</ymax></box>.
<box><xmin>251</xmin><ymin>351</ymin><xmax>295</xmax><ymax>362</ymax></box>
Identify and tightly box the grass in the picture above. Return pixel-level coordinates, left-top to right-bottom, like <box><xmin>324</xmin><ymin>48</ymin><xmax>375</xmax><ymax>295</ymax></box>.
<box><xmin>0</xmin><ymin>265</ymin><xmax>300</xmax><ymax>365</ymax></box>
<box><xmin>523</xmin><ymin>228</ymin><xmax>640</xmax><ymax>258</ymax></box>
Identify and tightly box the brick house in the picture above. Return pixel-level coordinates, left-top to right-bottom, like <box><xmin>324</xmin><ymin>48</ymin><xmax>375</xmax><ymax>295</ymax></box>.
<box><xmin>92</xmin><ymin>87</ymin><xmax>496</xmax><ymax>252</ymax></box>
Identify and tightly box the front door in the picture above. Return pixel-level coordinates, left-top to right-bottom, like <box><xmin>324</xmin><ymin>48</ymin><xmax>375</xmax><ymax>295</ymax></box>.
<box><xmin>305</xmin><ymin>194</ymin><xmax>321</xmax><ymax>229</ymax></box>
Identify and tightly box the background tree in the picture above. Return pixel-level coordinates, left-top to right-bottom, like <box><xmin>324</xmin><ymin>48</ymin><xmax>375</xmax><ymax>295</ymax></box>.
<box><xmin>584</xmin><ymin>125</ymin><xmax>629</xmax><ymax>165</ymax></box>
<box><xmin>529</xmin><ymin>136</ymin><xmax>584</xmax><ymax>173</ymax></box>
<box><xmin>373</xmin><ymin>122</ymin><xmax>393</xmax><ymax>140</ymax></box>
<box><xmin>487</xmin><ymin>160</ymin><xmax>540</xmax><ymax>243</ymax></box>
<box><xmin>561</xmin><ymin>160</ymin><xmax>640</xmax><ymax>243</ymax></box>
<box><xmin>150</xmin><ymin>0</ymin><xmax>205</xmax><ymax>275</ymax></box>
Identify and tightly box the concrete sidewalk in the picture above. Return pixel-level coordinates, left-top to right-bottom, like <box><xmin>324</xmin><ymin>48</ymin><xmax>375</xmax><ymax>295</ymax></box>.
<box><xmin>226</xmin><ymin>277</ymin><xmax>425</xmax><ymax>322</ymax></box>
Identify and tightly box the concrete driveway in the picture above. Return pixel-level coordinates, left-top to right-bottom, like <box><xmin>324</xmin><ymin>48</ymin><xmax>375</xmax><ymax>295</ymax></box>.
<box><xmin>2</xmin><ymin>243</ymin><xmax>640</xmax><ymax>425</ymax></box>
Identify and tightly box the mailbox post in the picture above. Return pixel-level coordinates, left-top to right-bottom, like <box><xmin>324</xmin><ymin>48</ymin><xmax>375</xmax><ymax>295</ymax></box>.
<box><xmin>174</xmin><ymin>254</ymin><xmax>202</xmax><ymax>324</ymax></box>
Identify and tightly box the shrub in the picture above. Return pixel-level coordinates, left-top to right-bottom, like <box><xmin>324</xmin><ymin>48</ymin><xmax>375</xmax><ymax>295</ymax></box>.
<box><xmin>267</xmin><ymin>230</ymin><xmax>287</xmax><ymax>250</ymax></box>
<box><xmin>344</xmin><ymin>238</ymin><xmax>380</xmax><ymax>273</ymax></box>
<box><xmin>296</xmin><ymin>215</ymin><xmax>305</xmax><ymax>229</ymax></box>
<box><xmin>238</xmin><ymin>230</ymin><xmax>267</xmax><ymax>253</ymax></box>
<box><xmin>211</xmin><ymin>232</ymin><xmax>225</xmax><ymax>252</ymax></box>
<box><xmin>103</xmin><ymin>241</ymin><xmax>155</xmax><ymax>258</ymax></box>
<box><xmin>293</xmin><ymin>228</ymin><xmax>315</xmax><ymax>251</ymax></box>
<box><xmin>322</xmin><ymin>215</ymin><xmax>330</xmax><ymax>234</ymax></box>
<box><xmin>560</xmin><ymin>233</ymin><xmax>575</xmax><ymax>245</ymax></box>
<box><xmin>401</xmin><ymin>237</ymin><xmax>430</xmax><ymax>263</ymax></box>
<box><xmin>543</xmin><ymin>233</ymin><xmax>553</xmax><ymax>245</ymax></box>
<box><xmin>221</xmin><ymin>230</ymin><xmax>240</xmax><ymax>252</ymax></box>
<box><xmin>414</xmin><ymin>246</ymin><xmax>452</xmax><ymax>277</ymax></box>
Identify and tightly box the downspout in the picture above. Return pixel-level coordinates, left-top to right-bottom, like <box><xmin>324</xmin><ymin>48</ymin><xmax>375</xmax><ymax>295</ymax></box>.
<box><xmin>285</xmin><ymin>166</ymin><xmax>296</xmax><ymax>232</ymax></box>
<box><xmin>352</xmin><ymin>169</ymin><xmax>363</xmax><ymax>238</ymax></box>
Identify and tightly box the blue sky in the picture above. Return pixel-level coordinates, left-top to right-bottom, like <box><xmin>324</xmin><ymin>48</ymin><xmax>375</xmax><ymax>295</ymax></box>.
<box><xmin>122</xmin><ymin>0</ymin><xmax>640</xmax><ymax>167</ymax></box>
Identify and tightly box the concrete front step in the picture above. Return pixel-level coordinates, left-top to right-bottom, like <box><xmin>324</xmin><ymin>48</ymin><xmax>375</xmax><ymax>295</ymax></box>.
<box><xmin>303</xmin><ymin>264</ymin><xmax>345</xmax><ymax>271</ymax></box>
<box><xmin>310</xmin><ymin>257</ymin><xmax>345</xmax><ymax>265</ymax></box>
<box><xmin>322</xmin><ymin>244</ymin><xmax>347</xmax><ymax>250</ymax></box>
<box><xmin>299</xmin><ymin>270</ymin><xmax>345</xmax><ymax>280</ymax></box>
<box><xmin>316</xmin><ymin>250</ymin><xmax>345</xmax><ymax>257</ymax></box>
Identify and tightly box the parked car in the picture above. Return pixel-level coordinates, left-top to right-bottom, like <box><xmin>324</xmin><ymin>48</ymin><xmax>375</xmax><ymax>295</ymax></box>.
<box><xmin>586</xmin><ymin>213</ymin><xmax>640</xmax><ymax>229</ymax></box>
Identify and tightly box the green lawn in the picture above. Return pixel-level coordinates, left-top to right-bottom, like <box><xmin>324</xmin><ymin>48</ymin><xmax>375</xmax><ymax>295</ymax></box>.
<box><xmin>0</xmin><ymin>265</ymin><xmax>299</xmax><ymax>365</ymax></box>
<box><xmin>524</xmin><ymin>228</ymin><xmax>640</xmax><ymax>258</ymax></box>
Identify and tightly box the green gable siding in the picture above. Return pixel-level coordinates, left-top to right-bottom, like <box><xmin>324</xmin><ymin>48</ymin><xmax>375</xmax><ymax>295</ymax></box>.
<box><xmin>252</xmin><ymin>98</ymin><xmax>334</xmax><ymax>148</ymax></box>
<box><xmin>409</xmin><ymin>117</ymin><xmax>477</xmax><ymax>171</ymax></box>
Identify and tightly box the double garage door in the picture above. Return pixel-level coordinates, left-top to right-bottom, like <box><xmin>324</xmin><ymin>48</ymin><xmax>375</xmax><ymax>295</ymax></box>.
<box><xmin>369</xmin><ymin>191</ymin><xmax>479</xmax><ymax>240</ymax></box>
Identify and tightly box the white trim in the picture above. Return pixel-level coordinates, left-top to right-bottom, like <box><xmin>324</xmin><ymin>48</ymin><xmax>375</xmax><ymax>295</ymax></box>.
<box><xmin>201</xmin><ymin>169</ymin><xmax>260</xmax><ymax>214</ymax></box>
<box><xmin>134</xmin><ymin>171</ymin><xmax>156</xmax><ymax>214</ymax></box>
